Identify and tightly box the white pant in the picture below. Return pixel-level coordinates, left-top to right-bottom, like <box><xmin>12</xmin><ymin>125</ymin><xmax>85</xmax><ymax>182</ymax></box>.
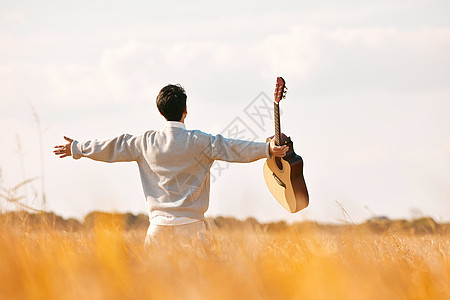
<box><xmin>145</xmin><ymin>220</ymin><xmax>208</xmax><ymax>249</ymax></box>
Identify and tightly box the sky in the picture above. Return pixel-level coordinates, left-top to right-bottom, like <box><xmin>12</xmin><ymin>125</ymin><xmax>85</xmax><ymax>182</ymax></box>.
<box><xmin>0</xmin><ymin>0</ymin><xmax>449</xmax><ymax>223</ymax></box>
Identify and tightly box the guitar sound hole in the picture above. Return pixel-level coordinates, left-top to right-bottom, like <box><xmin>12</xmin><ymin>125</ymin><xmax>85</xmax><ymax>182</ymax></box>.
<box><xmin>272</xmin><ymin>173</ymin><xmax>286</xmax><ymax>188</ymax></box>
<box><xmin>275</xmin><ymin>157</ymin><xmax>283</xmax><ymax>171</ymax></box>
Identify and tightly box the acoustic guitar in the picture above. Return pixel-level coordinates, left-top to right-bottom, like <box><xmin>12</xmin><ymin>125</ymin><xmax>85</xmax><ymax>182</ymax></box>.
<box><xmin>263</xmin><ymin>77</ymin><xmax>309</xmax><ymax>213</ymax></box>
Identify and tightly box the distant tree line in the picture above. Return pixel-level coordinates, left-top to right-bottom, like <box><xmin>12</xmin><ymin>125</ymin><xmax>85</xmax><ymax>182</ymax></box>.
<box><xmin>0</xmin><ymin>211</ymin><xmax>448</xmax><ymax>235</ymax></box>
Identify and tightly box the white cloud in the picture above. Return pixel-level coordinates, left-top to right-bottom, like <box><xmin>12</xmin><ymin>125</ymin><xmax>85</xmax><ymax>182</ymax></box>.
<box><xmin>2</xmin><ymin>12</ymin><xmax>26</xmax><ymax>25</ymax></box>
<box><xmin>2</xmin><ymin>25</ymin><xmax>449</xmax><ymax>110</ymax></box>
<box><xmin>262</xmin><ymin>26</ymin><xmax>450</xmax><ymax>93</ymax></box>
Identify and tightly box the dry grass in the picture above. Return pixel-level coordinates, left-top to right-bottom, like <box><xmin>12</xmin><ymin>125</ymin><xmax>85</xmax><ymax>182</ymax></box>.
<box><xmin>0</xmin><ymin>215</ymin><xmax>448</xmax><ymax>300</ymax></box>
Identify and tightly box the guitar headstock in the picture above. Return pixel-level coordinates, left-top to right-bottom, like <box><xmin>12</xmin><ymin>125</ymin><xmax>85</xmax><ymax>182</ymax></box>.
<box><xmin>274</xmin><ymin>77</ymin><xmax>287</xmax><ymax>103</ymax></box>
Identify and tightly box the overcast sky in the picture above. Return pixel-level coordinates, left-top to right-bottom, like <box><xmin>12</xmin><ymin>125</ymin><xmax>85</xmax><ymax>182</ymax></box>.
<box><xmin>1</xmin><ymin>0</ymin><xmax>449</xmax><ymax>223</ymax></box>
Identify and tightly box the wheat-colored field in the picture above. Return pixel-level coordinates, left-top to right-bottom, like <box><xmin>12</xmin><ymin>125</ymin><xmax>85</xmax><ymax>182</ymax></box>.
<box><xmin>0</xmin><ymin>213</ymin><xmax>448</xmax><ymax>300</ymax></box>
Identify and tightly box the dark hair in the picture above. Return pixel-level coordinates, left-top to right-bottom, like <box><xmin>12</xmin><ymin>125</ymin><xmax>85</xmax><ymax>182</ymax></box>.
<box><xmin>156</xmin><ymin>84</ymin><xmax>187</xmax><ymax>121</ymax></box>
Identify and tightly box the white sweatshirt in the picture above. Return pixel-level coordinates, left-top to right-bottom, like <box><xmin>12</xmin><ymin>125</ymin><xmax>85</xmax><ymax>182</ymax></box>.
<box><xmin>71</xmin><ymin>122</ymin><xmax>269</xmax><ymax>222</ymax></box>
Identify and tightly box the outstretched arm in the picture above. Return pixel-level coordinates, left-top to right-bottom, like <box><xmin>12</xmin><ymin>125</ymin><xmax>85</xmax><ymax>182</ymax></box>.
<box><xmin>53</xmin><ymin>136</ymin><xmax>73</xmax><ymax>158</ymax></box>
<box><xmin>208</xmin><ymin>134</ymin><xmax>288</xmax><ymax>163</ymax></box>
<box><xmin>53</xmin><ymin>133</ymin><xmax>146</xmax><ymax>162</ymax></box>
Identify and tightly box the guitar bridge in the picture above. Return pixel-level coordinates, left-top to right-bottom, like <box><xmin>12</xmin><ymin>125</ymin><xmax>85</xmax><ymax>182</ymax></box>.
<box><xmin>272</xmin><ymin>173</ymin><xmax>286</xmax><ymax>188</ymax></box>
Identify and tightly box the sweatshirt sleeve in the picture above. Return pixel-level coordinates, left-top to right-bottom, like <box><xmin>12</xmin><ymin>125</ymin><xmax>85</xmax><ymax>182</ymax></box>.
<box><xmin>71</xmin><ymin>133</ymin><xmax>145</xmax><ymax>162</ymax></box>
<box><xmin>207</xmin><ymin>134</ymin><xmax>269</xmax><ymax>163</ymax></box>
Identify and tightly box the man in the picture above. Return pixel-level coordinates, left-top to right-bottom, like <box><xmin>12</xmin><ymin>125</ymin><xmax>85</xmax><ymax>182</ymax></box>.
<box><xmin>54</xmin><ymin>84</ymin><xmax>288</xmax><ymax>247</ymax></box>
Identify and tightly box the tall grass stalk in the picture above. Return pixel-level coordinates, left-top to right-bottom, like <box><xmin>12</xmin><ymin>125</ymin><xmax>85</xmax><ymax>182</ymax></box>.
<box><xmin>29</xmin><ymin>103</ymin><xmax>46</xmax><ymax>211</ymax></box>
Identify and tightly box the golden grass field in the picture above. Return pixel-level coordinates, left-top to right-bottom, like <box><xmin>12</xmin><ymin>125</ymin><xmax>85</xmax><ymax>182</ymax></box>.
<box><xmin>0</xmin><ymin>213</ymin><xmax>449</xmax><ymax>300</ymax></box>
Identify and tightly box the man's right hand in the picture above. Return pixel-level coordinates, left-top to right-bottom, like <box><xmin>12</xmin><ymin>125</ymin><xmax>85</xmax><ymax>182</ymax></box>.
<box><xmin>269</xmin><ymin>139</ymin><xmax>288</xmax><ymax>157</ymax></box>
<box><xmin>54</xmin><ymin>136</ymin><xmax>74</xmax><ymax>158</ymax></box>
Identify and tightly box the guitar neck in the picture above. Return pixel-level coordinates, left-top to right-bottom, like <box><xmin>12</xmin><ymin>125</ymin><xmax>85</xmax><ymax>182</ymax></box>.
<box><xmin>274</xmin><ymin>102</ymin><xmax>281</xmax><ymax>146</ymax></box>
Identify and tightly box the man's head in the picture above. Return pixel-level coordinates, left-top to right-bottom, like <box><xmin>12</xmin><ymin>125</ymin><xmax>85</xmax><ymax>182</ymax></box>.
<box><xmin>156</xmin><ymin>84</ymin><xmax>187</xmax><ymax>122</ymax></box>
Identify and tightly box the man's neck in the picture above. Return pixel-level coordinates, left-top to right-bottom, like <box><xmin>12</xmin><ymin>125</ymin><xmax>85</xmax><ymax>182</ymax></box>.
<box><xmin>164</xmin><ymin>121</ymin><xmax>186</xmax><ymax>130</ymax></box>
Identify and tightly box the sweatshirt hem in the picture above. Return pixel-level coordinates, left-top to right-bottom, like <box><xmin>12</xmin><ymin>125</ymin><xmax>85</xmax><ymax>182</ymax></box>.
<box><xmin>150</xmin><ymin>210</ymin><xmax>205</xmax><ymax>221</ymax></box>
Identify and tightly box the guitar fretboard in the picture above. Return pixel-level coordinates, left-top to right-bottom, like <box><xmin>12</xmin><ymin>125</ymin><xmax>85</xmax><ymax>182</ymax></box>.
<box><xmin>274</xmin><ymin>102</ymin><xmax>281</xmax><ymax>146</ymax></box>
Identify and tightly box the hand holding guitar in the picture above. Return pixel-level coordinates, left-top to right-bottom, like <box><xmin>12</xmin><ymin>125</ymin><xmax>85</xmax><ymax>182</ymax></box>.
<box><xmin>53</xmin><ymin>136</ymin><xmax>74</xmax><ymax>158</ymax></box>
<box><xmin>269</xmin><ymin>139</ymin><xmax>288</xmax><ymax>157</ymax></box>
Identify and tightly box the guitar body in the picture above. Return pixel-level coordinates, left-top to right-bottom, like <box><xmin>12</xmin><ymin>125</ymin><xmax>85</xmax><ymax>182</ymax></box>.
<box><xmin>263</xmin><ymin>137</ymin><xmax>309</xmax><ymax>213</ymax></box>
